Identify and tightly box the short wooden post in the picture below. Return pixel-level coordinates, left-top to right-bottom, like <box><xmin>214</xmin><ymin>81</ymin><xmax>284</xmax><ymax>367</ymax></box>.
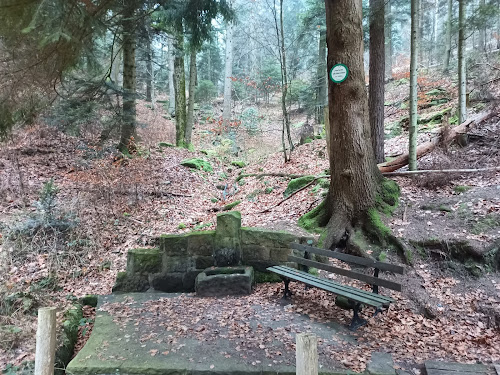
<box><xmin>296</xmin><ymin>333</ymin><xmax>318</xmax><ymax>375</ymax></box>
<box><xmin>35</xmin><ymin>307</ymin><xmax>57</xmax><ymax>375</ymax></box>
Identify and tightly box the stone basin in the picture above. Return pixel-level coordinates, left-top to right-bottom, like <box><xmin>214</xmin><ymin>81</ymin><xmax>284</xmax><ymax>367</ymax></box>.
<box><xmin>195</xmin><ymin>266</ymin><xmax>254</xmax><ymax>297</ymax></box>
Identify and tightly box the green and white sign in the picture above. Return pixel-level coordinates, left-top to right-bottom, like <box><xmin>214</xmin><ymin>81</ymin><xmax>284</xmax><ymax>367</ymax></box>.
<box><xmin>329</xmin><ymin>64</ymin><xmax>349</xmax><ymax>83</ymax></box>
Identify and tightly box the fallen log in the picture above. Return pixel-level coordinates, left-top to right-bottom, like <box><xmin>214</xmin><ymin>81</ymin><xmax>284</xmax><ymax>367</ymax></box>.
<box><xmin>382</xmin><ymin>166</ymin><xmax>500</xmax><ymax>177</ymax></box>
<box><xmin>378</xmin><ymin>111</ymin><xmax>494</xmax><ymax>173</ymax></box>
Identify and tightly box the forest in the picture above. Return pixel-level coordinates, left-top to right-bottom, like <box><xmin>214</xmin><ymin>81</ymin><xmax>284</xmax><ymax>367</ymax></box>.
<box><xmin>0</xmin><ymin>0</ymin><xmax>499</xmax><ymax>374</ymax></box>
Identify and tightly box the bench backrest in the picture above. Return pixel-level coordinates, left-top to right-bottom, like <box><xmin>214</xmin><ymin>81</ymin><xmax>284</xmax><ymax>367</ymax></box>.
<box><xmin>289</xmin><ymin>243</ymin><xmax>404</xmax><ymax>292</ymax></box>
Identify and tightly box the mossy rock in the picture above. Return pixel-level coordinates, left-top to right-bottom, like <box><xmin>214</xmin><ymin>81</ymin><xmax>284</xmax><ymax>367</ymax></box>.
<box><xmin>180</xmin><ymin>158</ymin><xmax>213</xmax><ymax>172</ymax></box>
<box><xmin>112</xmin><ymin>272</ymin><xmax>149</xmax><ymax>292</ymax></box>
<box><xmin>79</xmin><ymin>295</ymin><xmax>98</xmax><ymax>307</ymax></box>
<box><xmin>254</xmin><ymin>271</ymin><xmax>282</xmax><ymax>283</ymax></box>
<box><xmin>284</xmin><ymin>175</ymin><xmax>315</xmax><ymax>197</ymax></box>
<box><xmin>418</xmin><ymin>108</ymin><xmax>451</xmax><ymax>124</ymax></box>
<box><xmin>425</xmin><ymin>88</ymin><xmax>448</xmax><ymax>96</ymax></box>
<box><xmin>127</xmin><ymin>248</ymin><xmax>161</xmax><ymax>275</ymax></box>
<box><xmin>231</xmin><ymin>160</ymin><xmax>246</xmax><ymax>168</ymax></box>
<box><xmin>222</xmin><ymin>200</ymin><xmax>241</xmax><ymax>211</ymax></box>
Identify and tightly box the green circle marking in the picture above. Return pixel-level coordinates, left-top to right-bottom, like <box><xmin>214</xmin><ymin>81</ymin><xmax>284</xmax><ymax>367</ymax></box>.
<box><xmin>329</xmin><ymin>64</ymin><xmax>349</xmax><ymax>83</ymax></box>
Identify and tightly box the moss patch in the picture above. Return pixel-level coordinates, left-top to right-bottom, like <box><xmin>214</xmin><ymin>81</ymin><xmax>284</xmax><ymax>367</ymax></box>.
<box><xmin>55</xmin><ymin>305</ymin><xmax>83</xmax><ymax>375</ymax></box>
<box><xmin>366</xmin><ymin>208</ymin><xmax>391</xmax><ymax>246</ymax></box>
<box><xmin>221</xmin><ymin>200</ymin><xmax>241</xmax><ymax>211</ymax></box>
<box><xmin>180</xmin><ymin>158</ymin><xmax>213</xmax><ymax>172</ymax></box>
<box><xmin>80</xmin><ymin>295</ymin><xmax>98</xmax><ymax>307</ymax></box>
<box><xmin>284</xmin><ymin>176</ymin><xmax>315</xmax><ymax>197</ymax></box>
<box><xmin>375</xmin><ymin>178</ymin><xmax>400</xmax><ymax>215</ymax></box>
<box><xmin>298</xmin><ymin>200</ymin><xmax>329</xmax><ymax>233</ymax></box>
<box><xmin>231</xmin><ymin>160</ymin><xmax>246</xmax><ymax>168</ymax></box>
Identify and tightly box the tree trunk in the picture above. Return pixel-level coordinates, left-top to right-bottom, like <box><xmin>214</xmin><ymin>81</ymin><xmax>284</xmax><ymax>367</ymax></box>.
<box><xmin>443</xmin><ymin>0</ymin><xmax>452</xmax><ymax>72</ymax></box>
<box><xmin>409</xmin><ymin>0</ymin><xmax>420</xmax><ymax>170</ymax></box>
<box><xmin>384</xmin><ymin>0</ymin><xmax>393</xmax><ymax>80</ymax></box>
<box><xmin>323</xmin><ymin>0</ymin><xmax>382</xmax><ymax>249</ymax></box>
<box><xmin>369</xmin><ymin>0</ymin><xmax>385</xmax><ymax>164</ymax></box>
<box><xmin>458</xmin><ymin>0</ymin><xmax>467</xmax><ymax>123</ymax></box>
<box><xmin>119</xmin><ymin>2</ymin><xmax>137</xmax><ymax>152</ymax></box>
<box><xmin>222</xmin><ymin>0</ymin><xmax>234</xmax><ymax>129</ymax></box>
<box><xmin>316</xmin><ymin>29</ymin><xmax>327</xmax><ymax>124</ymax></box>
<box><xmin>186</xmin><ymin>48</ymin><xmax>197</xmax><ymax>146</ymax></box>
<box><xmin>173</xmin><ymin>22</ymin><xmax>187</xmax><ymax>147</ymax></box>
<box><xmin>111</xmin><ymin>48</ymin><xmax>122</xmax><ymax>87</ymax></box>
<box><xmin>167</xmin><ymin>36</ymin><xmax>175</xmax><ymax>116</ymax></box>
<box><xmin>145</xmin><ymin>26</ymin><xmax>153</xmax><ymax>103</ymax></box>
<box><xmin>478</xmin><ymin>0</ymin><xmax>486</xmax><ymax>52</ymax></box>
<box><xmin>279</xmin><ymin>0</ymin><xmax>294</xmax><ymax>157</ymax></box>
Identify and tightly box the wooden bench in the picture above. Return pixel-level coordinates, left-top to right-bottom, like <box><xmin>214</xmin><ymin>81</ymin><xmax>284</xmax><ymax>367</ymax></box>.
<box><xmin>267</xmin><ymin>242</ymin><xmax>404</xmax><ymax>330</ymax></box>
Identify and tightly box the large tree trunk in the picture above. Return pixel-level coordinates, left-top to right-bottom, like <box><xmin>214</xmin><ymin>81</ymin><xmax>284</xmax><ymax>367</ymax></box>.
<box><xmin>316</xmin><ymin>29</ymin><xmax>327</xmax><ymax>124</ymax></box>
<box><xmin>458</xmin><ymin>0</ymin><xmax>467</xmax><ymax>123</ymax></box>
<box><xmin>119</xmin><ymin>2</ymin><xmax>137</xmax><ymax>152</ymax></box>
<box><xmin>369</xmin><ymin>0</ymin><xmax>385</xmax><ymax>164</ymax></box>
<box><xmin>222</xmin><ymin>0</ymin><xmax>234</xmax><ymax>129</ymax></box>
<box><xmin>443</xmin><ymin>0</ymin><xmax>452</xmax><ymax>72</ymax></box>
<box><xmin>173</xmin><ymin>22</ymin><xmax>187</xmax><ymax>147</ymax></box>
<box><xmin>323</xmin><ymin>0</ymin><xmax>382</xmax><ymax>249</ymax></box>
<box><xmin>186</xmin><ymin>48</ymin><xmax>197</xmax><ymax>146</ymax></box>
<box><xmin>384</xmin><ymin>0</ymin><xmax>393</xmax><ymax>80</ymax></box>
<box><xmin>409</xmin><ymin>0</ymin><xmax>420</xmax><ymax>170</ymax></box>
<box><xmin>167</xmin><ymin>36</ymin><xmax>175</xmax><ymax>116</ymax></box>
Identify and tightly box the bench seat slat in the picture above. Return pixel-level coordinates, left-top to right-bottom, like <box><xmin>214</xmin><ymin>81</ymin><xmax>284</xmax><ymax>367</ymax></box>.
<box><xmin>270</xmin><ymin>266</ymin><xmax>393</xmax><ymax>305</ymax></box>
<box><xmin>268</xmin><ymin>266</ymin><xmax>391</xmax><ymax>308</ymax></box>
<box><xmin>288</xmin><ymin>255</ymin><xmax>402</xmax><ymax>292</ymax></box>
<box><xmin>290</xmin><ymin>243</ymin><xmax>405</xmax><ymax>274</ymax></box>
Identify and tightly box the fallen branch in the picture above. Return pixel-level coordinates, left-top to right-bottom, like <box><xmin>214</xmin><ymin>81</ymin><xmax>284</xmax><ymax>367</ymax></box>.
<box><xmin>236</xmin><ymin>172</ymin><xmax>306</xmax><ymax>182</ymax></box>
<box><xmin>260</xmin><ymin>178</ymin><xmax>320</xmax><ymax>213</ymax></box>
<box><xmin>382</xmin><ymin>166</ymin><xmax>500</xmax><ymax>177</ymax></box>
<box><xmin>378</xmin><ymin>111</ymin><xmax>494</xmax><ymax>173</ymax></box>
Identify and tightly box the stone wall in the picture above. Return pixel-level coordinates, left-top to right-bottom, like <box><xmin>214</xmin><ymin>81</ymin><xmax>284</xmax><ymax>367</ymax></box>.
<box><xmin>113</xmin><ymin>211</ymin><xmax>314</xmax><ymax>293</ymax></box>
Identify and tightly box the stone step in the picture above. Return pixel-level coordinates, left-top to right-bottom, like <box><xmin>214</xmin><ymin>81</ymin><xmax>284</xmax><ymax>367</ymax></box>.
<box><xmin>425</xmin><ymin>360</ymin><xmax>491</xmax><ymax>375</ymax></box>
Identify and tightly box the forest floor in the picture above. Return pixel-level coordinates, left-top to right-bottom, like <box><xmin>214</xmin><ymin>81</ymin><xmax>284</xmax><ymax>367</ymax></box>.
<box><xmin>0</xmin><ymin>75</ymin><xmax>499</xmax><ymax>373</ymax></box>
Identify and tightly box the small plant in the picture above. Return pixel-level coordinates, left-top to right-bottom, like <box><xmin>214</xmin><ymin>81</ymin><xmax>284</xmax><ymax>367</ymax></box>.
<box><xmin>178</xmin><ymin>223</ymin><xmax>187</xmax><ymax>229</ymax></box>
<box><xmin>240</xmin><ymin>107</ymin><xmax>260</xmax><ymax>135</ymax></box>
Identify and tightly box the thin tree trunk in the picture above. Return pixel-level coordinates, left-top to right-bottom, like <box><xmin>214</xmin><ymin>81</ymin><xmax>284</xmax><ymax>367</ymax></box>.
<box><xmin>222</xmin><ymin>0</ymin><xmax>234</xmax><ymax>128</ymax></box>
<box><xmin>167</xmin><ymin>36</ymin><xmax>175</xmax><ymax>115</ymax></box>
<box><xmin>316</xmin><ymin>29</ymin><xmax>327</xmax><ymax>124</ymax></box>
<box><xmin>443</xmin><ymin>0</ymin><xmax>452</xmax><ymax>72</ymax></box>
<box><xmin>431</xmin><ymin>0</ymin><xmax>438</xmax><ymax>66</ymax></box>
<box><xmin>111</xmin><ymin>47</ymin><xmax>122</xmax><ymax>86</ymax></box>
<box><xmin>280</xmin><ymin>0</ymin><xmax>294</xmax><ymax>155</ymax></box>
<box><xmin>119</xmin><ymin>2</ymin><xmax>136</xmax><ymax>152</ymax></box>
<box><xmin>145</xmin><ymin>26</ymin><xmax>153</xmax><ymax>102</ymax></box>
<box><xmin>173</xmin><ymin>22</ymin><xmax>187</xmax><ymax>147</ymax></box>
<box><xmin>186</xmin><ymin>48</ymin><xmax>197</xmax><ymax>146</ymax></box>
<box><xmin>409</xmin><ymin>0</ymin><xmax>420</xmax><ymax>171</ymax></box>
<box><xmin>478</xmin><ymin>0</ymin><xmax>486</xmax><ymax>52</ymax></box>
<box><xmin>323</xmin><ymin>0</ymin><xmax>381</xmax><ymax>248</ymax></box>
<box><xmin>369</xmin><ymin>0</ymin><xmax>385</xmax><ymax>163</ymax></box>
<box><xmin>458</xmin><ymin>0</ymin><xmax>467</xmax><ymax>123</ymax></box>
<box><xmin>385</xmin><ymin>0</ymin><xmax>393</xmax><ymax>80</ymax></box>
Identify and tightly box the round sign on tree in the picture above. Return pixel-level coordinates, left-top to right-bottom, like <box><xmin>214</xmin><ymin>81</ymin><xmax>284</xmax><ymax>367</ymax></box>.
<box><xmin>329</xmin><ymin>64</ymin><xmax>349</xmax><ymax>83</ymax></box>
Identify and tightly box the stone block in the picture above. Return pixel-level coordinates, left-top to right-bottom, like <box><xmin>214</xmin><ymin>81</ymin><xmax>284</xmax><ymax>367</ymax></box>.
<box><xmin>126</xmin><ymin>248</ymin><xmax>161</xmax><ymax>275</ymax></box>
<box><xmin>241</xmin><ymin>227</ymin><xmax>297</xmax><ymax>248</ymax></box>
<box><xmin>216</xmin><ymin>211</ymin><xmax>241</xmax><ymax>238</ymax></box>
<box><xmin>150</xmin><ymin>272</ymin><xmax>185</xmax><ymax>292</ymax></box>
<box><xmin>195</xmin><ymin>256</ymin><xmax>215</xmax><ymax>269</ymax></box>
<box><xmin>270</xmin><ymin>247</ymin><xmax>290</xmax><ymax>262</ymax></box>
<box><xmin>367</xmin><ymin>352</ymin><xmax>396</xmax><ymax>375</ymax></box>
<box><xmin>162</xmin><ymin>255</ymin><xmax>195</xmax><ymax>273</ymax></box>
<box><xmin>183</xmin><ymin>270</ymin><xmax>202</xmax><ymax>291</ymax></box>
<box><xmin>159</xmin><ymin>234</ymin><xmax>188</xmax><ymax>256</ymax></box>
<box><xmin>112</xmin><ymin>272</ymin><xmax>150</xmax><ymax>293</ymax></box>
<box><xmin>186</xmin><ymin>231</ymin><xmax>215</xmax><ymax>256</ymax></box>
<box><xmin>245</xmin><ymin>260</ymin><xmax>277</xmax><ymax>272</ymax></box>
<box><xmin>242</xmin><ymin>245</ymin><xmax>270</xmax><ymax>262</ymax></box>
<box><xmin>195</xmin><ymin>266</ymin><xmax>253</xmax><ymax>297</ymax></box>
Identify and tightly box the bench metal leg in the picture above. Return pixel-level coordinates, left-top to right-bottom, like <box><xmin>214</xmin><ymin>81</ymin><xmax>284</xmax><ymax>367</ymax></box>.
<box><xmin>282</xmin><ymin>279</ymin><xmax>293</xmax><ymax>299</ymax></box>
<box><xmin>349</xmin><ymin>303</ymin><xmax>367</xmax><ymax>331</ymax></box>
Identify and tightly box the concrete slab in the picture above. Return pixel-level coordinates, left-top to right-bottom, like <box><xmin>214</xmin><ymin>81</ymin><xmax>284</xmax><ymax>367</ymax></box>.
<box><xmin>68</xmin><ymin>293</ymin><xmax>359</xmax><ymax>375</ymax></box>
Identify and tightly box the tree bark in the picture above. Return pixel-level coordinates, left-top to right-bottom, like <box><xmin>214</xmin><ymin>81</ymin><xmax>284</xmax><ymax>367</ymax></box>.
<box><xmin>443</xmin><ymin>0</ymin><xmax>452</xmax><ymax>72</ymax></box>
<box><xmin>458</xmin><ymin>0</ymin><xmax>467</xmax><ymax>123</ymax></box>
<box><xmin>145</xmin><ymin>25</ymin><xmax>153</xmax><ymax>103</ymax></box>
<box><xmin>186</xmin><ymin>48</ymin><xmax>197</xmax><ymax>146</ymax></box>
<box><xmin>119</xmin><ymin>2</ymin><xmax>137</xmax><ymax>152</ymax></box>
<box><xmin>323</xmin><ymin>0</ymin><xmax>381</xmax><ymax>249</ymax></box>
<box><xmin>478</xmin><ymin>0</ymin><xmax>486</xmax><ymax>52</ymax></box>
<box><xmin>409</xmin><ymin>0</ymin><xmax>420</xmax><ymax>170</ymax></box>
<box><xmin>369</xmin><ymin>0</ymin><xmax>385</xmax><ymax>163</ymax></box>
<box><xmin>173</xmin><ymin>22</ymin><xmax>187</xmax><ymax>147</ymax></box>
<box><xmin>384</xmin><ymin>0</ymin><xmax>393</xmax><ymax>80</ymax></box>
<box><xmin>222</xmin><ymin>0</ymin><xmax>234</xmax><ymax>129</ymax></box>
<box><xmin>167</xmin><ymin>36</ymin><xmax>175</xmax><ymax>115</ymax></box>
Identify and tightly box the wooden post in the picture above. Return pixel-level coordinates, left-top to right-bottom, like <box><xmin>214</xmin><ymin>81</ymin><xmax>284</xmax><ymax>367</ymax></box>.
<box><xmin>35</xmin><ymin>307</ymin><xmax>57</xmax><ymax>375</ymax></box>
<box><xmin>296</xmin><ymin>333</ymin><xmax>318</xmax><ymax>375</ymax></box>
